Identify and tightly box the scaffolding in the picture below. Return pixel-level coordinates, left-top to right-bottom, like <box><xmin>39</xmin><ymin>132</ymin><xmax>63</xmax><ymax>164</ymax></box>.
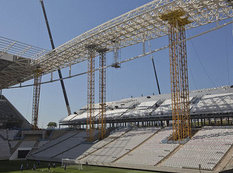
<box><xmin>98</xmin><ymin>48</ymin><xmax>108</xmax><ymax>139</ymax></box>
<box><xmin>161</xmin><ymin>10</ymin><xmax>191</xmax><ymax>141</ymax></box>
<box><xmin>32</xmin><ymin>67</ymin><xmax>42</xmax><ymax>129</ymax></box>
<box><xmin>86</xmin><ymin>45</ymin><xmax>96</xmax><ymax>141</ymax></box>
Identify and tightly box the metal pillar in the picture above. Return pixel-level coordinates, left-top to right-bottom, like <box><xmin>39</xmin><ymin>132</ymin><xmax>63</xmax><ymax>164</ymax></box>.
<box><xmin>161</xmin><ymin>10</ymin><xmax>191</xmax><ymax>141</ymax></box>
<box><xmin>32</xmin><ymin>67</ymin><xmax>42</xmax><ymax>129</ymax></box>
<box><xmin>98</xmin><ymin>48</ymin><xmax>107</xmax><ymax>139</ymax></box>
<box><xmin>87</xmin><ymin>45</ymin><xmax>96</xmax><ymax>141</ymax></box>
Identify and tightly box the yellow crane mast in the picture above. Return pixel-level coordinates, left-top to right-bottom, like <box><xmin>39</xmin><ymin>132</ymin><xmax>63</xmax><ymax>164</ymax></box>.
<box><xmin>86</xmin><ymin>45</ymin><xmax>96</xmax><ymax>141</ymax></box>
<box><xmin>161</xmin><ymin>9</ymin><xmax>191</xmax><ymax>141</ymax></box>
<box><xmin>98</xmin><ymin>48</ymin><xmax>108</xmax><ymax>140</ymax></box>
<box><xmin>32</xmin><ymin>67</ymin><xmax>42</xmax><ymax>129</ymax></box>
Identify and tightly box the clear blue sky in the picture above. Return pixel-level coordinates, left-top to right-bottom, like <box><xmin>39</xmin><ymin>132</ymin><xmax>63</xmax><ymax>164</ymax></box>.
<box><xmin>0</xmin><ymin>0</ymin><xmax>232</xmax><ymax>128</ymax></box>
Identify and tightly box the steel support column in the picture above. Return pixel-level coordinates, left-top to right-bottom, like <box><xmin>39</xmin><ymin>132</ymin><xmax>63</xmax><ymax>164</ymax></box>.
<box><xmin>32</xmin><ymin>67</ymin><xmax>42</xmax><ymax>129</ymax></box>
<box><xmin>161</xmin><ymin>10</ymin><xmax>191</xmax><ymax>141</ymax></box>
<box><xmin>97</xmin><ymin>48</ymin><xmax>107</xmax><ymax>139</ymax></box>
<box><xmin>87</xmin><ymin>45</ymin><xmax>96</xmax><ymax>141</ymax></box>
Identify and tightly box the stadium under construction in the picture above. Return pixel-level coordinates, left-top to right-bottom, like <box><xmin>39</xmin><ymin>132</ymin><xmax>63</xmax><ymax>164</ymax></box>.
<box><xmin>0</xmin><ymin>0</ymin><xmax>233</xmax><ymax>173</ymax></box>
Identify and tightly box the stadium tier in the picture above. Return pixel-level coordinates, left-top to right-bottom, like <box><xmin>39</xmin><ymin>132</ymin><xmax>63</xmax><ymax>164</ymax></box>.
<box><xmin>115</xmin><ymin>128</ymin><xmax>179</xmax><ymax>166</ymax></box>
<box><xmin>0</xmin><ymin>126</ymin><xmax>233</xmax><ymax>172</ymax></box>
<box><xmin>75</xmin><ymin>126</ymin><xmax>233</xmax><ymax>172</ymax></box>
<box><xmin>78</xmin><ymin>127</ymin><xmax>159</xmax><ymax>164</ymax></box>
<box><xmin>27</xmin><ymin>130</ymin><xmax>98</xmax><ymax>162</ymax></box>
<box><xmin>162</xmin><ymin>126</ymin><xmax>233</xmax><ymax>170</ymax></box>
<box><xmin>0</xmin><ymin>86</ymin><xmax>233</xmax><ymax>172</ymax></box>
<box><xmin>0</xmin><ymin>52</ymin><xmax>37</xmax><ymax>89</ymax></box>
<box><xmin>0</xmin><ymin>137</ymin><xmax>10</xmax><ymax>160</ymax></box>
<box><xmin>0</xmin><ymin>129</ymin><xmax>19</xmax><ymax>160</ymax></box>
<box><xmin>60</xmin><ymin>86</ymin><xmax>233</xmax><ymax>127</ymax></box>
<box><xmin>0</xmin><ymin>95</ymin><xmax>31</xmax><ymax>129</ymax></box>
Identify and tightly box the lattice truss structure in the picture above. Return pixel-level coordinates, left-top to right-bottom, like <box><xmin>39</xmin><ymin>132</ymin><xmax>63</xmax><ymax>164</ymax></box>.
<box><xmin>161</xmin><ymin>9</ymin><xmax>191</xmax><ymax>141</ymax></box>
<box><xmin>34</xmin><ymin>0</ymin><xmax>233</xmax><ymax>74</ymax></box>
<box><xmin>86</xmin><ymin>46</ymin><xmax>96</xmax><ymax>142</ymax></box>
<box><xmin>98</xmin><ymin>48</ymin><xmax>107</xmax><ymax>140</ymax></box>
<box><xmin>0</xmin><ymin>0</ymin><xmax>231</xmax><ymax>90</ymax></box>
<box><xmin>32</xmin><ymin>68</ymin><xmax>42</xmax><ymax>129</ymax></box>
<box><xmin>0</xmin><ymin>36</ymin><xmax>48</xmax><ymax>89</ymax></box>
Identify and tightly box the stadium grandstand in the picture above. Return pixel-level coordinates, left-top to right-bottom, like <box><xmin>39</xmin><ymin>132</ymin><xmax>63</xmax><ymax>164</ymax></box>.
<box><xmin>5</xmin><ymin>85</ymin><xmax>233</xmax><ymax>172</ymax></box>
<box><xmin>0</xmin><ymin>0</ymin><xmax>232</xmax><ymax>173</ymax></box>
<box><xmin>2</xmin><ymin>85</ymin><xmax>233</xmax><ymax>172</ymax></box>
<box><xmin>0</xmin><ymin>95</ymin><xmax>30</xmax><ymax>129</ymax></box>
<box><xmin>59</xmin><ymin>86</ymin><xmax>233</xmax><ymax>129</ymax></box>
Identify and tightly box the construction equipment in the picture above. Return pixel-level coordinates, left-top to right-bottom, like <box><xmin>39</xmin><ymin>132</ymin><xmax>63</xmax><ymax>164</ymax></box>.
<box><xmin>1</xmin><ymin>1</ymin><xmax>231</xmax><ymax>91</ymax></box>
<box><xmin>98</xmin><ymin>48</ymin><xmax>108</xmax><ymax>139</ymax></box>
<box><xmin>86</xmin><ymin>45</ymin><xmax>96</xmax><ymax>141</ymax></box>
<box><xmin>161</xmin><ymin>9</ymin><xmax>191</xmax><ymax>141</ymax></box>
<box><xmin>112</xmin><ymin>40</ymin><xmax>121</xmax><ymax>68</ymax></box>
<box><xmin>40</xmin><ymin>0</ymin><xmax>71</xmax><ymax>116</ymax></box>
<box><xmin>32</xmin><ymin>0</ymin><xmax>72</xmax><ymax>130</ymax></box>
<box><xmin>151</xmin><ymin>57</ymin><xmax>161</xmax><ymax>95</ymax></box>
<box><xmin>32</xmin><ymin>67</ymin><xmax>42</xmax><ymax>129</ymax></box>
<box><xmin>0</xmin><ymin>0</ymin><xmax>230</xmax><ymax>138</ymax></box>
